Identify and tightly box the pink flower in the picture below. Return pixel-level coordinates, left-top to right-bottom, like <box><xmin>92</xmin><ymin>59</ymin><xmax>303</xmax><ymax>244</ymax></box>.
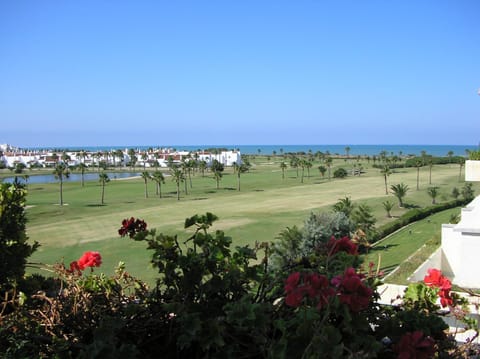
<box><xmin>395</xmin><ymin>331</ymin><xmax>436</xmax><ymax>359</ymax></box>
<box><xmin>332</xmin><ymin>267</ymin><xmax>373</xmax><ymax>312</ymax></box>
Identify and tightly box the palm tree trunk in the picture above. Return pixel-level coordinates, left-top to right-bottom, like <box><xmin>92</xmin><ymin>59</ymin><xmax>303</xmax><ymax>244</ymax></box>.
<box><xmin>101</xmin><ymin>184</ymin><xmax>105</xmax><ymax>204</ymax></box>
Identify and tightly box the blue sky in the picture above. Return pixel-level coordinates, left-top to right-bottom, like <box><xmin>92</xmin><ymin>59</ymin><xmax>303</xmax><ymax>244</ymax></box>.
<box><xmin>1</xmin><ymin>1</ymin><xmax>479</xmax><ymax>147</ymax></box>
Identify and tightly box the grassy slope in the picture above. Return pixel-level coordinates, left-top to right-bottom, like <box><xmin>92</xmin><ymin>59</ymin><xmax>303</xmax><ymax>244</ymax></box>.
<box><xmin>15</xmin><ymin>159</ymin><xmax>477</xmax><ymax>285</ymax></box>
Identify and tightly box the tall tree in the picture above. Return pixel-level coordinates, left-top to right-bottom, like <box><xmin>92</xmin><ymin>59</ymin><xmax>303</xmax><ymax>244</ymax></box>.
<box><xmin>198</xmin><ymin>160</ymin><xmax>207</xmax><ymax>177</ymax></box>
<box><xmin>390</xmin><ymin>183</ymin><xmax>409</xmax><ymax>208</ymax></box>
<box><xmin>99</xmin><ymin>172</ymin><xmax>110</xmax><ymax>205</ymax></box>
<box><xmin>211</xmin><ymin>159</ymin><xmax>224</xmax><ymax>189</ymax></box>
<box><xmin>141</xmin><ymin>171</ymin><xmax>151</xmax><ymax>198</ymax></box>
<box><xmin>427</xmin><ymin>186</ymin><xmax>439</xmax><ymax>204</ymax></box>
<box><xmin>428</xmin><ymin>158</ymin><xmax>434</xmax><ymax>185</ymax></box>
<box><xmin>325</xmin><ymin>157</ymin><xmax>333</xmax><ymax>180</ymax></box>
<box><xmin>78</xmin><ymin>162</ymin><xmax>87</xmax><ymax>187</ymax></box>
<box><xmin>236</xmin><ymin>163</ymin><xmax>250</xmax><ymax>191</ymax></box>
<box><xmin>53</xmin><ymin>163</ymin><xmax>70</xmax><ymax>206</ymax></box>
<box><xmin>415</xmin><ymin>159</ymin><xmax>422</xmax><ymax>190</ymax></box>
<box><xmin>458</xmin><ymin>157</ymin><xmax>465</xmax><ymax>182</ymax></box>
<box><xmin>318</xmin><ymin>165</ymin><xmax>327</xmax><ymax>178</ymax></box>
<box><xmin>280</xmin><ymin>161</ymin><xmax>287</xmax><ymax>180</ymax></box>
<box><xmin>151</xmin><ymin>170</ymin><xmax>165</xmax><ymax>198</ymax></box>
<box><xmin>447</xmin><ymin>150</ymin><xmax>454</xmax><ymax>164</ymax></box>
<box><xmin>345</xmin><ymin>146</ymin><xmax>351</xmax><ymax>158</ymax></box>
<box><xmin>170</xmin><ymin>166</ymin><xmax>184</xmax><ymax>201</ymax></box>
<box><xmin>380</xmin><ymin>165</ymin><xmax>391</xmax><ymax>195</ymax></box>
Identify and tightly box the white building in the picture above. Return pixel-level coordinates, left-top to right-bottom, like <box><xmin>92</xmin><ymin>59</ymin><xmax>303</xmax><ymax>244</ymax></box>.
<box><xmin>409</xmin><ymin>160</ymin><xmax>480</xmax><ymax>288</ymax></box>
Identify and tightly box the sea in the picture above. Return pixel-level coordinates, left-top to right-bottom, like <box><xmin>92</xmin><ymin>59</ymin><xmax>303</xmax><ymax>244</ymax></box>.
<box><xmin>29</xmin><ymin>144</ymin><xmax>478</xmax><ymax>157</ymax></box>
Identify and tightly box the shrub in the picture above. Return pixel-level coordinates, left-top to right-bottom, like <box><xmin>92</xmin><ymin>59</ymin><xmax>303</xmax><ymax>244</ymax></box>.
<box><xmin>333</xmin><ymin>167</ymin><xmax>348</xmax><ymax>178</ymax></box>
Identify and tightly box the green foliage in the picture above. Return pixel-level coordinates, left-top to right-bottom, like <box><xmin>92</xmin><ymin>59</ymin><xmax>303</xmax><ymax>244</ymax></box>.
<box><xmin>372</xmin><ymin>198</ymin><xmax>468</xmax><ymax>243</ymax></box>
<box><xmin>332</xmin><ymin>196</ymin><xmax>354</xmax><ymax>217</ymax></box>
<box><xmin>461</xmin><ymin>182</ymin><xmax>475</xmax><ymax>201</ymax></box>
<box><xmin>390</xmin><ymin>182</ymin><xmax>409</xmax><ymax>207</ymax></box>
<box><xmin>333</xmin><ymin>167</ymin><xmax>348</xmax><ymax>178</ymax></box>
<box><xmin>468</xmin><ymin>150</ymin><xmax>480</xmax><ymax>160</ymax></box>
<box><xmin>0</xmin><ymin>181</ymin><xmax>39</xmax><ymax>288</ymax></box>
<box><xmin>302</xmin><ymin>211</ymin><xmax>355</xmax><ymax>251</ymax></box>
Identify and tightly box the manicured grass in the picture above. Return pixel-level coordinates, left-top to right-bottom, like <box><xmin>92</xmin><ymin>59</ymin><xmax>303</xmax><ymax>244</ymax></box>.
<box><xmin>363</xmin><ymin>208</ymin><xmax>459</xmax><ymax>281</ymax></box>
<box><xmin>18</xmin><ymin>158</ymin><xmax>478</xmax><ymax>285</ymax></box>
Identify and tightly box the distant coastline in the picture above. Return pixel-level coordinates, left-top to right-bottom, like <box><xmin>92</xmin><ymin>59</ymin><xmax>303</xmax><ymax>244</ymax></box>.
<box><xmin>21</xmin><ymin>144</ymin><xmax>478</xmax><ymax>157</ymax></box>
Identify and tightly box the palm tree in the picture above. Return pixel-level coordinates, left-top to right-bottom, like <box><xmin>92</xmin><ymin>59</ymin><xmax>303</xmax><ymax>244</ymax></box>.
<box><xmin>332</xmin><ymin>197</ymin><xmax>354</xmax><ymax>217</ymax></box>
<box><xmin>390</xmin><ymin>183</ymin><xmax>409</xmax><ymax>207</ymax></box>
<box><xmin>345</xmin><ymin>146</ymin><xmax>351</xmax><ymax>158</ymax></box>
<box><xmin>415</xmin><ymin>159</ymin><xmax>422</xmax><ymax>190</ymax></box>
<box><xmin>78</xmin><ymin>162</ymin><xmax>87</xmax><ymax>187</ymax></box>
<box><xmin>151</xmin><ymin>170</ymin><xmax>165</xmax><ymax>198</ymax></box>
<box><xmin>290</xmin><ymin>156</ymin><xmax>299</xmax><ymax>178</ymax></box>
<box><xmin>380</xmin><ymin>165</ymin><xmax>391</xmax><ymax>195</ymax></box>
<box><xmin>428</xmin><ymin>158</ymin><xmax>434</xmax><ymax>185</ymax></box>
<box><xmin>141</xmin><ymin>152</ymin><xmax>148</xmax><ymax>169</ymax></box>
<box><xmin>382</xmin><ymin>200</ymin><xmax>394</xmax><ymax>218</ymax></box>
<box><xmin>325</xmin><ymin>157</ymin><xmax>333</xmax><ymax>180</ymax></box>
<box><xmin>236</xmin><ymin>163</ymin><xmax>249</xmax><ymax>191</ymax></box>
<box><xmin>53</xmin><ymin>163</ymin><xmax>70</xmax><ymax>206</ymax></box>
<box><xmin>318</xmin><ymin>165</ymin><xmax>327</xmax><ymax>178</ymax></box>
<box><xmin>211</xmin><ymin>159</ymin><xmax>224</xmax><ymax>189</ymax></box>
<box><xmin>198</xmin><ymin>160</ymin><xmax>207</xmax><ymax>177</ymax></box>
<box><xmin>115</xmin><ymin>149</ymin><xmax>124</xmax><ymax>168</ymax></box>
<box><xmin>280</xmin><ymin>161</ymin><xmax>287</xmax><ymax>180</ymax></box>
<box><xmin>458</xmin><ymin>157</ymin><xmax>465</xmax><ymax>182</ymax></box>
<box><xmin>427</xmin><ymin>186</ymin><xmax>439</xmax><ymax>204</ymax></box>
<box><xmin>170</xmin><ymin>166</ymin><xmax>184</xmax><ymax>201</ymax></box>
<box><xmin>99</xmin><ymin>172</ymin><xmax>110</xmax><ymax>205</ymax></box>
<box><xmin>141</xmin><ymin>171</ymin><xmax>150</xmax><ymax>198</ymax></box>
<box><xmin>447</xmin><ymin>150</ymin><xmax>454</xmax><ymax>165</ymax></box>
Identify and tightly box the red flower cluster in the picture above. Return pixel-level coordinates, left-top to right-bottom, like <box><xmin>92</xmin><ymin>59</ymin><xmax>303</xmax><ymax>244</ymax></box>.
<box><xmin>118</xmin><ymin>217</ymin><xmax>147</xmax><ymax>238</ymax></box>
<box><xmin>394</xmin><ymin>331</ymin><xmax>436</xmax><ymax>359</ymax></box>
<box><xmin>68</xmin><ymin>251</ymin><xmax>102</xmax><ymax>274</ymax></box>
<box><xmin>285</xmin><ymin>272</ymin><xmax>335</xmax><ymax>310</ymax></box>
<box><xmin>327</xmin><ymin>236</ymin><xmax>358</xmax><ymax>256</ymax></box>
<box><xmin>285</xmin><ymin>267</ymin><xmax>373</xmax><ymax>313</ymax></box>
<box><xmin>424</xmin><ymin>268</ymin><xmax>453</xmax><ymax>307</ymax></box>
<box><xmin>331</xmin><ymin>267</ymin><xmax>373</xmax><ymax>312</ymax></box>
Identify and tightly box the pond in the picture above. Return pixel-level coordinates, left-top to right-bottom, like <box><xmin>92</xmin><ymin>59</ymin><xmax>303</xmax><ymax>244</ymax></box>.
<box><xmin>2</xmin><ymin>172</ymin><xmax>141</xmax><ymax>184</ymax></box>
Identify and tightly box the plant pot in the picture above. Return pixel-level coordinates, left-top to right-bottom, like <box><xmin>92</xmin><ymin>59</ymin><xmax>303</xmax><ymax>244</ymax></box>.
<box><xmin>465</xmin><ymin>160</ymin><xmax>480</xmax><ymax>181</ymax></box>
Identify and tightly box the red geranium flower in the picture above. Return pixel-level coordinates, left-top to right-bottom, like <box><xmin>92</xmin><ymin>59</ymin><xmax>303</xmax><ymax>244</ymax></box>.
<box><xmin>284</xmin><ymin>272</ymin><xmax>335</xmax><ymax>309</ymax></box>
<box><xmin>118</xmin><ymin>217</ymin><xmax>147</xmax><ymax>238</ymax></box>
<box><xmin>327</xmin><ymin>236</ymin><xmax>358</xmax><ymax>256</ymax></box>
<box><xmin>332</xmin><ymin>267</ymin><xmax>373</xmax><ymax>312</ymax></box>
<box><xmin>424</xmin><ymin>268</ymin><xmax>453</xmax><ymax>308</ymax></box>
<box><xmin>394</xmin><ymin>331</ymin><xmax>436</xmax><ymax>359</ymax></box>
<box><xmin>77</xmin><ymin>251</ymin><xmax>102</xmax><ymax>270</ymax></box>
<box><xmin>424</xmin><ymin>268</ymin><xmax>451</xmax><ymax>291</ymax></box>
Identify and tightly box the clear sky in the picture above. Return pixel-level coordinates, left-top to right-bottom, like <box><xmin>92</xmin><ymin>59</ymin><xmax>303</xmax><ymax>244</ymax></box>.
<box><xmin>1</xmin><ymin>1</ymin><xmax>479</xmax><ymax>147</ymax></box>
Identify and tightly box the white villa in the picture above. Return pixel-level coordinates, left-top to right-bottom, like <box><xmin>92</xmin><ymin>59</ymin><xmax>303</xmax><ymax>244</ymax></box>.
<box><xmin>0</xmin><ymin>144</ymin><xmax>242</xmax><ymax>169</ymax></box>
<box><xmin>409</xmin><ymin>160</ymin><xmax>480</xmax><ymax>288</ymax></box>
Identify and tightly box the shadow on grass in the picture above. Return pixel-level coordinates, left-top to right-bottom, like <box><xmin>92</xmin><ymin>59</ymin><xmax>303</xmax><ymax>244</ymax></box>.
<box><xmin>193</xmin><ymin>197</ymin><xmax>208</xmax><ymax>201</ymax></box>
<box><xmin>254</xmin><ymin>189</ymin><xmax>264</xmax><ymax>192</ymax></box>
<box><xmin>371</xmin><ymin>244</ymin><xmax>399</xmax><ymax>252</ymax></box>
<box><xmin>86</xmin><ymin>204</ymin><xmax>107</xmax><ymax>207</ymax></box>
<box><xmin>223</xmin><ymin>187</ymin><xmax>236</xmax><ymax>191</ymax></box>
<box><xmin>403</xmin><ymin>203</ymin><xmax>420</xmax><ymax>209</ymax></box>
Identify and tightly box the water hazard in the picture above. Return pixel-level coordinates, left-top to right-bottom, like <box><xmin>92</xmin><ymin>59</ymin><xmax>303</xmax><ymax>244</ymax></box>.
<box><xmin>2</xmin><ymin>172</ymin><xmax>141</xmax><ymax>184</ymax></box>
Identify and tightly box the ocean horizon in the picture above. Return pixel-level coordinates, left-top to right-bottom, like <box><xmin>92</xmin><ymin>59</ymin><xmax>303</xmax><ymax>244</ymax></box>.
<box><xmin>24</xmin><ymin>144</ymin><xmax>478</xmax><ymax>157</ymax></box>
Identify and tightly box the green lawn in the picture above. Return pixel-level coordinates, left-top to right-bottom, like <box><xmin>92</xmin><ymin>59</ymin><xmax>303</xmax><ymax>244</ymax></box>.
<box><xmin>10</xmin><ymin>158</ymin><xmax>476</xmax><ymax>285</ymax></box>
